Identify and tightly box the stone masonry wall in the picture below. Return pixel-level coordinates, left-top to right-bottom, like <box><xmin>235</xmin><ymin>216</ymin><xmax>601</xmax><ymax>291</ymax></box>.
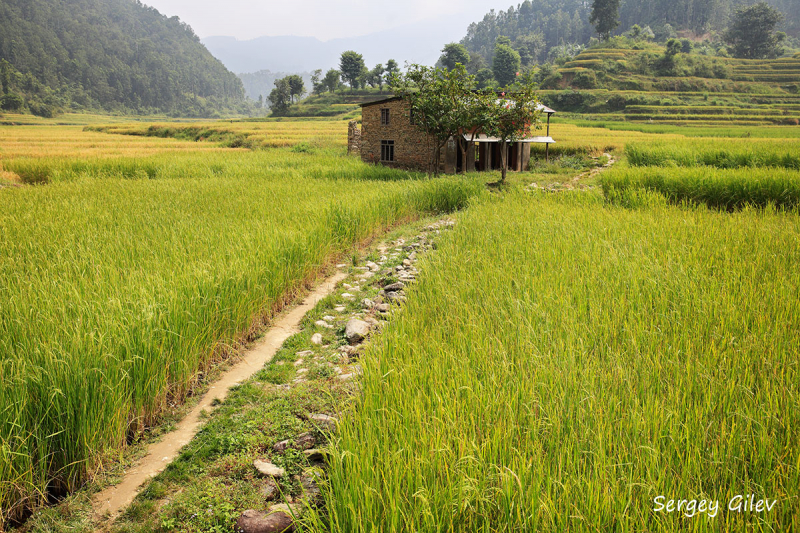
<box><xmin>347</xmin><ymin>120</ymin><xmax>361</xmax><ymax>155</ymax></box>
<box><xmin>360</xmin><ymin>99</ymin><xmax>436</xmax><ymax>172</ymax></box>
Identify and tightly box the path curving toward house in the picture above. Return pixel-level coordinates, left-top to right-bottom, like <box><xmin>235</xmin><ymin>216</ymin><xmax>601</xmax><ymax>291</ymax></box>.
<box><xmin>92</xmin><ymin>269</ymin><xmax>348</xmax><ymax>523</ymax></box>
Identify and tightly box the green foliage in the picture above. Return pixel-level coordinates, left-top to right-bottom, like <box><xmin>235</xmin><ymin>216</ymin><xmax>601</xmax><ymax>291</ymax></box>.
<box><xmin>0</xmin><ymin>92</ymin><xmax>23</xmax><ymax>111</ymax></box>
<box><xmin>324</xmin><ymin>69</ymin><xmax>342</xmax><ymax>94</ymax></box>
<box><xmin>590</xmin><ymin>0</ymin><xmax>621</xmax><ymax>40</ymax></box>
<box><xmin>268</xmin><ymin>78</ymin><xmax>292</xmax><ymax>115</ymax></box>
<box><xmin>0</xmin><ymin>0</ymin><xmax>245</xmax><ymax>115</ymax></box>
<box><xmin>724</xmin><ymin>2</ymin><xmax>786</xmax><ymax>59</ymax></box>
<box><xmin>439</xmin><ymin>43</ymin><xmax>471</xmax><ymax>70</ymax></box>
<box><xmin>339</xmin><ymin>51</ymin><xmax>366</xmax><ymax>89</ymax></box>
<box><xmin>492</xmin><ymin>43</ymin><xmax>521</xmax><ymax>87</ymax></box>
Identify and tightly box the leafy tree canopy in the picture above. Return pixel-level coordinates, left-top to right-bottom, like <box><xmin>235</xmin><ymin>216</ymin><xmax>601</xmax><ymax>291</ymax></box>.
<box><xmin>724</xmin><ymin>2</ymin><xmax>786</xmax><ymax>59</ymax></box>
<box><xmin>439</xmin><ymin>43</ymin><xmax>471</xmax><ymax>70</ymax></box>
<box><xmin>590</xmin><ymin>0</ymin><xmax>622</xmax><ymax>41</ymax></box>
<box><xmin>493</xmin><ymin>42</ymin><xmax>522</xmax><ymax>88</ymax></box>
<box><xmin>339</xmin><ymin>50</ymin><xmax>365</xmax><ymax>89</ymax></box>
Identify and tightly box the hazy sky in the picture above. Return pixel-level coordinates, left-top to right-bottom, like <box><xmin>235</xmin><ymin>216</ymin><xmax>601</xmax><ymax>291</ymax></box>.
<box><xmin>141</xmin><ymin>0</ymin><xmax>518</xmax><ymax>41</ymax></box>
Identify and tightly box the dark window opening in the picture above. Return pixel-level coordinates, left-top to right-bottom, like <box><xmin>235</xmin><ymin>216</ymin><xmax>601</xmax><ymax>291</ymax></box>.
<box><xmin>381</xmin><ymin>108</ymin><xmax>390</xmax><ymax>125</ymax></box>
<box><xmin>381</xmin><ymin>140</ymin><xmax>395</xmax><ymax>162</ymax></box>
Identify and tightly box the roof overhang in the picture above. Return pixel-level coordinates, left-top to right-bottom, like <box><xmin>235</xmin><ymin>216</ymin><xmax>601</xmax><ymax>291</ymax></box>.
<box><xmin>465</xmin><ymin>134</ymin><xmax>555</xmax><ymax>144</ymax></box>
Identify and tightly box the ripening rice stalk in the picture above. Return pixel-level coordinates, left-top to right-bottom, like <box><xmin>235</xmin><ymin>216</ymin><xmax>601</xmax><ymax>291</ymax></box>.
<box><xmin>314</xmin><ymin>192</ymin><xmax>800</xmax><ymax>532</ymax></box>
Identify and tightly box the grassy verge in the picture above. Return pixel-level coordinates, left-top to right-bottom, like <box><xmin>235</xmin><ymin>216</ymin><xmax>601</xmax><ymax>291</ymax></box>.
<box><xmin>314</xmin><ymin>191</ymin><xmax>799</xmax><ymax>532</ymax></box>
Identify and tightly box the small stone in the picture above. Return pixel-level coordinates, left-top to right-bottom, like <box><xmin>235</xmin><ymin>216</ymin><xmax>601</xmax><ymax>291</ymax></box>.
<box><xmin>235</xmin><ymin>509</ymin><xmax>294</xmax><ymax>533</ymax></box>
<box><xmin>297</xmin><ymin>368</ymin><xmax>308</xmax><ymax>375</ymax></box>
<box><xmin>403</xmin><ymin>259</ymin><xmax>412</xmax><ymax>266</ymax></box>
<box><xmin>260</xmin><ymin>478</ymin><xmax>279</xmax><ymax>501</ymax></box>
<box><xmin>383</xmin><ymin>282</ymin><xmax>405</xmax><ymax>292</ymax></box>
<box><xmin>293</xmin><ymin>359</ymin><xmax>304</xmax><ymax>367</ymax></box>
<box><xmin>345</xmin><ymin>319</ymin><xmax>370</xmax><ymax>345</ymax></box>
<box><xmin>361</xmin><ymin>298</ymin><xmax>374</xmax><ymax>309</ymax></box>
<box><xmin>364</xmin><ymin>317</ymin><xmax>380</xmax><ymax>327</ymax></box>
<box><xmin>254</xmin><ymin>460</ymin><xmax>285</xmax><ymax>478</ymax></box>
<box><xmin>336</xmin><ymin>263</ymin><xmax>348</xmax><ymax>268</ymax></box>
<box><xmin>375</xmin><ymin>303</ymin><xmax>391</xmax><ymax>313</ymax></box>
<box><xmin>303</xmin><ymin>448</ymin><xmax>328</xmax><ymax>463</ymax></box>
<box><xmin>310</xmin><ymin>333</ymin><xmax>323</xmax><ymax>345</ymax></box>
<box><xmin>343</xmin><ymin>283</ymin><xmax>353</xmax><ymax>289</ymax></box>
<box><xmin>300</xmin><ymin>474</ymin><xmax>321</xmax><ymax>502</ymax></box>
<box><xmin>274</xmin><ymin>432</ymin><xmax>316</xmax><ymax>453</ymax></box>
<box><xmin>322</xmin><ymin>315</ymin><xmax>336</xmax><ymax>322</ymax></box>
<box><xmin>295</xmin><ymin>350</ymin><xmax>313</xmax><ymax>357</ymax></box>
<box><xmin>341</xmin><ymin>293</ymin><xmax>354</xmax><ymax>300</ymax></box>
<box><xmin>314</xmin><ymin>320</ymin><xmax>331</xmax><ymax>329</ymax></box>
<box><xmin>385</xmin><ymin>291</ymin><xmax>406</xmax><ymax>302</ymax></box>
<box><xmin>365</xmin><ymin>261</ymin><xmax>380</xmax><ymax>272</ymax></box>
<box><xmin>334</xmin><ymin>306</ymin><xmax>346</xmax><ymax>312</ymax></box>
<box><xmin>309</xmin><ymin>413</ymin><xmax>338</xmax><ymax>432</ymax></box>
<box><xmin>337</xmin><ymin>373</ymin><xmax>354</xmax><ymax>381</ymax></box>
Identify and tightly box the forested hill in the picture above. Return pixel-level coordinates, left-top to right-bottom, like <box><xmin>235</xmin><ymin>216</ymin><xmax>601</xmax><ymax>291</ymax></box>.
<box><xmin>462</xmin><ymin>0</ymin><xmax>799</xmax><ymax>66</ymax></box>
<box><xmin>0</xmin><ymin>0</ymin><xmax>248</xmax><ymax>117</ymax></box>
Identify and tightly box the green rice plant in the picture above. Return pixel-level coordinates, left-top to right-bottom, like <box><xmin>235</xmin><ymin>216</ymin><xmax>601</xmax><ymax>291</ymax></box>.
<box><xmin>312</xmin><ymin>192</ymin><xmax>799</xmax><ymax>532</ymax></box>
<box><xmin>0</xmin><ymin>151</ymin><xmax>483</xmax><ymax>525</ymax></box>
<box><xmin>625</xmin><ymin>139</ymin><xmax>800</xmax><ymax>169</ymax></box>
<box><xmin>602</xmin><ymin>165</ymin><xmax>800</xmax><ymax>210</ymax></box>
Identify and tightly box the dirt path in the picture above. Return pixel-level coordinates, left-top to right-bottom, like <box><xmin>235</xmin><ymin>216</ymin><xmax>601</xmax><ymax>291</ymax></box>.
<box><xmin>92</xmin><ymin>269</ymin><xmax>347</xmax><ymax>523</ymax></box>
<box><xmin>528</xmin><ymin>152</ymin><xmax>617</xmax><ymax>192</ymax></box>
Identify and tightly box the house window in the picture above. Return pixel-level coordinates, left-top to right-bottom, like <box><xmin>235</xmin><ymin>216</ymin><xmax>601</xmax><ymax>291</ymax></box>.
<box><xmin>381</xmin><ymin>140</ymin><xmax>395</xmax><ymax>162</ymax></box>
<box><xmin>381</xmin><ymin>108</ymin><xmax>390</xmax><ymax>125</ymax></box>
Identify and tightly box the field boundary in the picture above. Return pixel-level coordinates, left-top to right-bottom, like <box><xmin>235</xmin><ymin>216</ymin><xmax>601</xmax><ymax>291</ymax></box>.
<box><xmin>91</xmin><ymin>268</ymin><xmax>348</xmax><ymax>524</ymax></box>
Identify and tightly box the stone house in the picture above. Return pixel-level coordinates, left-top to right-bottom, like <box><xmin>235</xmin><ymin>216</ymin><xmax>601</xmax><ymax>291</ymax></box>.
<box><xmin>353</xmin><ymin>95</ymin><xmax>556</xmax><ymax>173</ymax></box>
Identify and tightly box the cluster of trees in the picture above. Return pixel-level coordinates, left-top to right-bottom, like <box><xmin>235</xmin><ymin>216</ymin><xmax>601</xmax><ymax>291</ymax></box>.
<box><xmin>590</xmin><ymin>0</ymin><xmax>789</xmax><ymax>59</ymax></box>
<box><xmin>307</xmin><ymin>52</ymin><xmax>401</xmax><ymax>94</ymax></box>
<box><xmin>266</xmin><ymin>75</ymin><xmax>305</xmax><ymax>114</ymax></box>
<box><xmin>0</xmin><ymin>0</ymin><xmax>247</xmax><ymax>116</ymax></box>
<box><xmin>459</xmin><ymin>0</ymin><xmax>797</xmax><ymax>70</ymax></box>
<box><xmin>389</xmin><ymin>65</ymin><xmax>542</xmax><ymax>182</ymax></box>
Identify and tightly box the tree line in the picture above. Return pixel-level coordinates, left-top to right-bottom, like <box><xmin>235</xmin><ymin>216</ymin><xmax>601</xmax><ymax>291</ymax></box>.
<box><xmin>459</xmin><ymin>0</ymin><xmax>797</xmax><ymax>73</ymax></box>
<box><xmin>266</xmin><ymin>52</ymin><xmax>401</xmax><ymax>115</ymax></box>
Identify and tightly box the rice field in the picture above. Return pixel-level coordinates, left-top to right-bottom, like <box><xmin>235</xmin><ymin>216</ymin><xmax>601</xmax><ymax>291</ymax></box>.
<box><xmin>315</xmin><ymin>192</ymin><xmax>800</xmax><ymax>532</ymax></box>
<box><xmin>0</xmin><ymin>120</ymin><xmax>482</xmax><ymax>525</ymax></box>
<box><xmin>3</xmin><ymin>113</ymin><xmax>799</xmax><ymax>531</ymax></box>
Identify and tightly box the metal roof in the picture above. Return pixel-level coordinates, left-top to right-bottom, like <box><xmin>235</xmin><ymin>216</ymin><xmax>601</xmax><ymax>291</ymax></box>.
<box><xmin>464</xmin><ymin>134</ymin><xmax>555</xmax><ymax>143</ymax></box>
<box><xmin>361</xmin><ymin>95</ymin><xmax>556</xmax><ymax>113</ymax></box>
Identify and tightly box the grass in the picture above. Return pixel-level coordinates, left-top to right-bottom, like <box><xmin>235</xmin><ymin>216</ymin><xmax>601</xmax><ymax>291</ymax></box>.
<box><xmin>602</xmin><ymin>165</ymin><xmax>800</xmax><ymax>210</ymax></box>
<box><xmin>0</xmin><ymin>131</ymin><xmax>483</xmax><ymax>525</ymax></box>
<box><xmin>625</xmin><ymin>139</ymin><xmax>800</xmax><ymax>169</ymax></box>
<box><xmin>313</xmin><ymin>191</ymin><xmax>799</xmax><ymax>532</ymax></box>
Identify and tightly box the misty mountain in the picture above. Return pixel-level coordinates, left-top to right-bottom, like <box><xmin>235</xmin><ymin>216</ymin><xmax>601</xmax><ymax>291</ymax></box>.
<box><xmin>202</xmin><ymin>14</ymin><xmax>477</xmax><ymax>75</ymax></box>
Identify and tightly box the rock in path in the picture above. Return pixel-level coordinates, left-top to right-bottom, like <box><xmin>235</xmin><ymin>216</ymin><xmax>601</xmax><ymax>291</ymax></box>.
<box><xmin>345</xmin><ymin>319</ymin><xmax>370</xmax><ymax>345</ymax></box>
<box><xmin>254</xmin><ymin>460</ymin><xmax>285</xmax><ymax>478</ymax></box>
<box><xmin>309</xmin><ymin>413</ymin><xmax>338</xmax><ymax>432</ymax></box>
<box><xmin>235</xmin><ymin>508</ymin><xmax>294</xmax><ymax>533</ymax></box>
<box><xmin>310</xmin><ymin>333</ymin><xmax>323</xmax><ymax>345</ymax></box>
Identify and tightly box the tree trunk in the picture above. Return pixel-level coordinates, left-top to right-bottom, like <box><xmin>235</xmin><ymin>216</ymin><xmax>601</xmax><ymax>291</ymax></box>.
<box><xmin>458</xmin><ymin>137</ymin><xmax>467</xmax><ymax>174</ymax></box>
<box><xmin>500</xmin><ymin>141</ymin><xmax>508</xmax><ymax>182</ymax></box>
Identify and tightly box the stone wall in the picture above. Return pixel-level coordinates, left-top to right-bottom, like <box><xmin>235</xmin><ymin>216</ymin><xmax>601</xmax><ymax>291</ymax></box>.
<box><xmin>347</xmin><ymin>120</ymin><xmax>361</xmax><ymax>155</ymax></box>
<box><xmin>360</xmin><ymin>99</ymin><xmax>436</xmax><ymax>172</ymax></box>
